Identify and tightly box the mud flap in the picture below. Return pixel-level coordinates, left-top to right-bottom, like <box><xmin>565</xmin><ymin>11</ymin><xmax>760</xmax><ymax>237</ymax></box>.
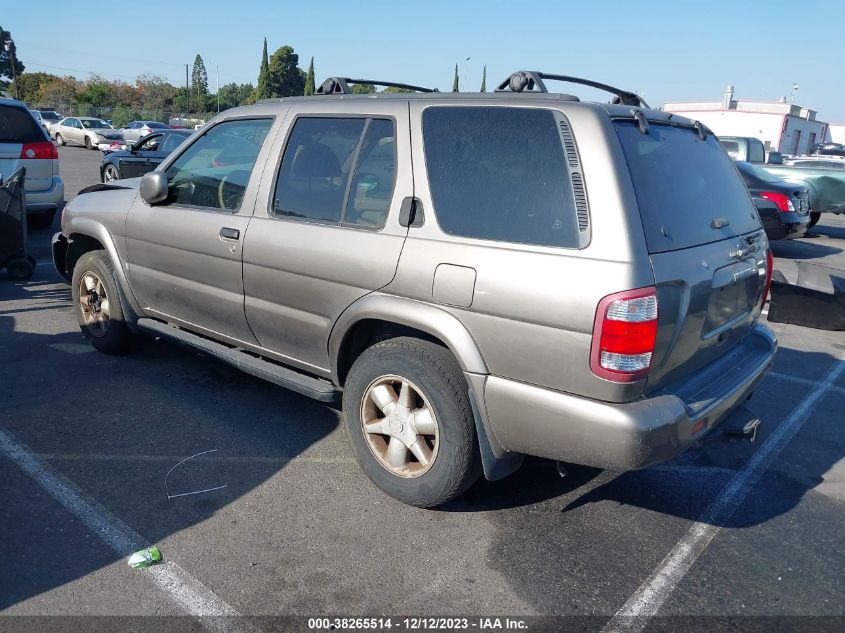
<box><xmin>767</xmin><ymin>262</ymin><xmax>845</xmax><ymax>331</ymax></box>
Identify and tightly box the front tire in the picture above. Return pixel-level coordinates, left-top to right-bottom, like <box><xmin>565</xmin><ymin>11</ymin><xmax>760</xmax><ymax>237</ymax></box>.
<box><xmin>84</xmin><ymin>136</ymin><xmax>92</xmax><ymax>150</ymax></box>
<box><xmin>808</xmin><ymin>212</ymin><xmax>821</xmax><ymax>229</ymax></box>
<box><xmin>102</xmin><ymin>164</ymin><xmax>120</xmax><ymax>182</ymax></box>
<box><xmin>71</xmin><ymin>250</ymin><xmax>134</xmax><ymax>354</ymax></box>
<box><xmin>343</xmin><ymin>337</ymin><xmax>481</xmax><ymax>507</ymax></box>
<box><xmin>55</xmin><ymin>133</ymin><xmax>64</xmax><ymax>146</ymax></box>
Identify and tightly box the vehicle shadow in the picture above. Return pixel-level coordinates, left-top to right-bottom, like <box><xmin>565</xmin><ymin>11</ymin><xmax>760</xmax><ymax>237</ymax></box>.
<box><xmin>810</xmin><ymin>222</ymin><xmax>845</xmax><ymax>240</ymax></box>
<box><xmin>771</xmin><ymin>238</ymin><xmax>841</xmax><ymax>260</ymax></box>
<box><xmin>0</xmin><ymin>271</ymin><xmax>340</xmax><ymax>611</ymax></box>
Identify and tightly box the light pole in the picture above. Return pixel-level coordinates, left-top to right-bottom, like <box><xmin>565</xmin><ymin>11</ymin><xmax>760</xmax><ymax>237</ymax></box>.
<box><xmin>789</xmin><ymin>83</ymin><xmax>799</xmax><ymax>104</ymax></box>
<box><xmin>5</xmin><ymin>41</ymin><xmax>18</xmax><ymax>100</ymax></box>
<box><xmin>464</xmin><ymin>56</ymin><xmax>471</xmax><ymax>91</ymax></box>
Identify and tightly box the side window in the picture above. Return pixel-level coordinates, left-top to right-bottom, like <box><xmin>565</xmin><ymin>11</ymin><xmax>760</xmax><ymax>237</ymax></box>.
<box><xmin>344</xmin><ymin>119</ymin><xmax>396</xmax><ymax>228</ymax></box>
<box><xmin>273</xmin><ymin>116</ymin><xmax>397</xmax><ymax>228</ymax></box>
<box><xmin>136</xmin><ymin>135</ymin><xmax>161</xmax><ymax>152</ymax></box>
<box><xmin>422</xmin><ymin>107</ymin><xmax>580</xmax><ymax>248</ymax></box>
<box><xmin>164</xmin><ymin>118</ymin><xmax>273</xmax><ymax>211</ymax></box>
<box><xmin>161</xmin><ymin>134</ymin><xmax>187</xmax><ymax>153</ymax></box>
<box><xmin>273</xmin><ymin>117</ymin><xmax>365</xmax><ymax>223</ymax></box>
<box><xmin>748</xmin><ymin>141</ymin><xmax>765</xmax><ymax>164</ymax></box>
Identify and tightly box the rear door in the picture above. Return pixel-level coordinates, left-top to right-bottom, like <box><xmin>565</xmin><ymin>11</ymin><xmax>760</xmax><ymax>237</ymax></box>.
<box><xmin>241</xmin><ymin>100</ymin><xmax>411</xmax><ymax>374</ymax></box>
<box><xmin>613</xmin><ymin>120</ymin><xmax>768</xmax><ymax>392</ymax></box>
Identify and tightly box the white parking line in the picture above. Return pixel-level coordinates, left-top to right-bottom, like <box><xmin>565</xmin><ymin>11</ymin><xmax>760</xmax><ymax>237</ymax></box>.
<box><xmin>601</xmin><ymin>359</ymin><xmax>845</xmax><ymax>633</ymax></box>
<box><xmin>0</xmin><ymin>425</ymin><xmax>244</xmax><ymax>630</ymax></box>
<box><xmin>768</xmin><ymin>370</ymin><xmax>845</xmax><ymax>396</ymax></box>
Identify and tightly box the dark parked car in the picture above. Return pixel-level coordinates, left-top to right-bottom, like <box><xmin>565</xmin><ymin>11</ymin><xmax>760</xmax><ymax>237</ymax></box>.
<box><xmin>736</xmin><ymin>161</ymin><xmax>810</xmax><ymax>240</ymax></box>
<box><xmin>100</xmin><ymin>130</ymin><xmax>192</xmax><ymax>182</ymax></box>
<box><xmin>807</xmin><ymin>142</ymin><xmax>845</xmax><ymax>157</ymax></box>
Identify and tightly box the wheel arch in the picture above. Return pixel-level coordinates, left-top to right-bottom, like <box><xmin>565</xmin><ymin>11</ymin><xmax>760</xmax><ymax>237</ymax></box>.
<box><xmin>65</xmin><ymin>219</ymin><xmax>142</xmax><ymax>327</ymax></box>
<box><xmin>329</xmin><ymin>294</ymin><xmax>488</xmax><ymax>387</ymax></box>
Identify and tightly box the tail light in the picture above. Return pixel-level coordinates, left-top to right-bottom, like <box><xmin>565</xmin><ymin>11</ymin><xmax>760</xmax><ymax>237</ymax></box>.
<box><xmin>760</xmin><ymin>191</ymin><xmax>794</xmax><ymax>213</ymax></box>
<box><xmin>20</xmin><ymin>141</ymin><xmax>58</xmax><ymax>160</ymax></box>
<box><xmin>590</xmin><ymin>287</ymin><xmax>658</xmax><ymax>382</ymax></box>
<box><xmin>762</xmin><ymin>248</ymin><xmax>773</xmax><ymax>305</ymax></box>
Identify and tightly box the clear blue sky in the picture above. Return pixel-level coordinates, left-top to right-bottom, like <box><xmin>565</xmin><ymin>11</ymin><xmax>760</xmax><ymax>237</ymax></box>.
<box><xmin>8</xmin><ymin>0</ymin><xmax>845</xmax><ymax>121</ymax></box>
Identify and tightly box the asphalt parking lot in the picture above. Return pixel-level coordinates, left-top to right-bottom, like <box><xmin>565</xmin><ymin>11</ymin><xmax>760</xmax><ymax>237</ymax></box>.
<box><xmin>2</xmin><ymin>147</ymin><xmax>844</xmax><ymax>632</ymax></box>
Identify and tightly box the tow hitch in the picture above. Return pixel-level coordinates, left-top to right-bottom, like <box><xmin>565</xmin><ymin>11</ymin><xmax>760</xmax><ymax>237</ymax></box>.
<box><xmin>706</xmin><ymin>405</ymin><xmax>762</xmax><ymax>443</ymax></box>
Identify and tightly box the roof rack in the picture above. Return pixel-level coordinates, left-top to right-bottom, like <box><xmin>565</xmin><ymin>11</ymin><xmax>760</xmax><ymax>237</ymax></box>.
<box><xmin>316</xmin><ymin>77</ymin><xmax>438</xmax><ymax>95</ymax></box>
<box><xmin>495</xmin><ymin>71</ymin><xmax>649</xmax><ymax>108</ymax></box>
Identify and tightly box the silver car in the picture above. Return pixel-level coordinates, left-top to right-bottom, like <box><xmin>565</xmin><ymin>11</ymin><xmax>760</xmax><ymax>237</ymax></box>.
<box><xmin>53</xmin><ymin>117</ymin><xmax>123</xmax><ymax>150</ymax></box>
<box><xmin>2</xmin><ymin>99</ymin><xmax>64</xmax><ymax>227</ymax></box>
<box><xmin>30</xmin><ymin>109</ymin><xmax>63</xmax><ymax>136</ymax></box>
<box><xmin>52</xmin><ymin>72</ymin><xmax>776</xmax><ymax>507</ymax></box>
<box><xmin>121</xmin><ymin>120</ymin><xmax>171</xmax><ymax>143</ymax></box>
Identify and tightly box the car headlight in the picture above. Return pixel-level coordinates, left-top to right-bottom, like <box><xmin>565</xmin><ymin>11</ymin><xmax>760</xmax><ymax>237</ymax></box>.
<box><xmin>95</xmin><ymin>134</ymin><xmax>107</xmax><ymax>142</ymax></box>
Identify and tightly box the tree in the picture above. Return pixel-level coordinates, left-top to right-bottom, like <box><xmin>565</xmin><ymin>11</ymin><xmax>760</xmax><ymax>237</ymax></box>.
<box><xmin>351</xmin><ymin>83</ymin><xmax>376</xmax><ymax>94</ymax></box>
<box><xmin>0</xmin><ymin>27</ymin><xmax>25</xmax><ymax>91</ymax></box>
<box><xmin>480</xmin><ymin>65</ymin><xmax>486</xmax><ymax>93</ymax></box>
<box><xmin>452</xmin><ymin>64</ymin><xmax>459</xmax><ymax>92</ymax></box>
<box><xmin>77</xmin><ymin>79</ymin><xmax>115</xmax><ymax>107</ymax></box>
<box><xmin>267</xmin><ymin>45</ymin><xmax>304</xmax><ymax>97</ymax></box>
<box><xmin>135</xmin><ymin>74</ymin><xmax>177</xmax><ymax>111</ymax></box>
<box><xmin>10</xmin><ymin>72</ymin><xmax>58</xmax><ymax>104</ymax></box>
<box><xmin>218</xmin><ymin>82</ymin><xmax>254</xmax><ymax>110</ymax></box>
<box><xmin>253</xmin><ymin>38</ymin><xmax>271</xmax><ymax>101</ymax></box>
<box><xmin>383</xmin><ymin>86</ymin><xmax>414</xmax><ymax>93</ymax></box>
<box><xmin>191</xmin><ymin>54</ymin><xmax>208</xmax><ymax>109</ymax></box>
<box><xmin>304</xmin><ymin>57</ymin><xmax>315</xmax><ymax>96</ymax></box>
<box><xmin>39</xmin><ymin>76</ymin><xmax>79</xmax><ymax>109</ymax></box>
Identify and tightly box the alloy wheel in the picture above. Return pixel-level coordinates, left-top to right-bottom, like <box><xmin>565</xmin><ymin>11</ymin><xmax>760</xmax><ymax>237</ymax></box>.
<box><xmin>360</xmin><ymin>375</ymin><xmax>439</xmax><ymax>478</ymax></box>
<box><xmin>77</xmin><ymin>271</ymin><xmax>111</xmax><ymax>338</ymax></box>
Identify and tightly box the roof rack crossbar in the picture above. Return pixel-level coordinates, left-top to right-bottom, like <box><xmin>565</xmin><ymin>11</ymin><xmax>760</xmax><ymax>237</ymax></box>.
<box><xmin>495</xmin><ymin>71</ymin><xmax>648</xmax><ymax>108</ymax></box>
<box><xmin>316</xmin><ymin>77</ymin><xmax>438</xmax><ymax>95</ymax></box>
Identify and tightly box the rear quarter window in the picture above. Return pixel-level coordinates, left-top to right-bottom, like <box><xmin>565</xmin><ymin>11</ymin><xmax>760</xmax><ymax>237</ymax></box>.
<box><xmin>614</xmin><ymin>121</ymin><xmax>760</xmax><ymax>253</ymax></box>
<box><xmin>0</xmin><ymin>105</ymin><xmax>47</xmax><ymax>143</ymax></box>
<box><xmin>422</xmin><ymin>106</ymin><xmax>581</xmax><ymax>249</ymax></box>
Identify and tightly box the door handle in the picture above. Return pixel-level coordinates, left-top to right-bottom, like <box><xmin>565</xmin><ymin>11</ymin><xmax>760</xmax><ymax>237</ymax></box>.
<box><xmin>219</xmin><ymin>227</ymin><xmax>240</xmax><ymax>241</ymax></box>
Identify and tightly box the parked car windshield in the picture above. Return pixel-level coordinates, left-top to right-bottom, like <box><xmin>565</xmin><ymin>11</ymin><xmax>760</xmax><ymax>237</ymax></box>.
<box><xmin>40</xmin><ymin>111</ymin><xmax>62</xmax><ymax>121</ymax></box>
<box><xmin>615</xmin><ymin>121</ymin><xmax>760</xmax><ymax>253</ymax></box>
<box><xmin>81</xmin><ymin>119</ymin><xmax>112</xmax><ymax>129</ymax></box>
<box><xmin>735</xmin><ymin>161</ymin><xmax>783</xmax><ymax>184</ymax></box>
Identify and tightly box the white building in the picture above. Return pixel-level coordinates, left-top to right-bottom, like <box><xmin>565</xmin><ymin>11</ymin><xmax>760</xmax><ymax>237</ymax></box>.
<box><xmin>664</xmin><ymin>86</ymin><xmax>829</xmax><ymax>155</ymax></box>
<box><xmin>826</xmin><ymin>124</ymin><xmax>845</xmax><ymax>144</ymax></box>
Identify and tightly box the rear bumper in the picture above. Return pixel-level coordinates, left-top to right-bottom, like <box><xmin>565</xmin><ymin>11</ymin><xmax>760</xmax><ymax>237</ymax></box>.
<box><xmin>483</xmin><ymin>323</ymin><xmax>777</xmax><ymax>470</ymax></box>
<box><xmin>760</xmin><ymin>210</ymin><xmax>809</xmax><ymax>241</ymax></box>
<box><xmin>25</xmin><ymin>177</ymin><xmax>64</xmax><ymax>215</ymax></box>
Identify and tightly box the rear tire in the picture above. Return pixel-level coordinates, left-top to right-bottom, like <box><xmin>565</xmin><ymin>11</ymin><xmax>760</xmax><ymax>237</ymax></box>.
<box><xmin>5</xmin><ymin>257</ymin><xmax>34</xmax><ymax>281</ymax></box>
<box><xmin>808</xmin><ymin>212</ymin><xmax>821</xmax><ymax>229</ymax></box>
<box><xmin>71</xmin><ymin>250</ymin><xmax>134</xmax><ymax>355</ymax></box>
<box><xmin>343</xmin><ymin>337</ymin><xmax>482</xmax><ymax>508</ymax></box>
<box><xmin>55</xmin><ymin>133</ymin><xmax>64</xmax><ymax>146</ymax></box>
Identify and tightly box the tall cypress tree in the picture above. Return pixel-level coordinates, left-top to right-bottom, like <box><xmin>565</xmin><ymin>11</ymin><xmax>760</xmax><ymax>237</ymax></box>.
<box><xmin>304</xmin><ymin>57</ymin><xmax>315</xmax><ymax>96</ymax></box>
<box><xmin>191</xmin><ymin>54</ymin><xmax>208</xmax><ymax>109</ymax></box>
<box><xmin>452</xmin><ymin>64</ymin><xmax>459</xmax><ymax>93</ymax></box>
<box><xmin>254</xmin><ymin>38</ymin><xmax>271</xmax><ymax>100</ymax></box>
<box><xmin>480</xmin><ymin>65</ymin><xmax>486</xmax><ymax>93</ymax></box>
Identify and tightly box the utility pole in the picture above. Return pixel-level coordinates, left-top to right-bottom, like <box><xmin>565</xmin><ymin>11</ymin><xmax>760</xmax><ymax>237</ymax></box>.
<box><xmin>185</xmin><ymin>64</ymin><xmax>190</xmax><ymax>119</ymax></box>
<box><xmin>217</xmin><ymin>65</ymin><xmax>220</xmax><ymax>113</ymax></box>
<box><xmin>5</xmin><ymin>42</ymin><xmax>18</xmax><ymax>100</ymax></box>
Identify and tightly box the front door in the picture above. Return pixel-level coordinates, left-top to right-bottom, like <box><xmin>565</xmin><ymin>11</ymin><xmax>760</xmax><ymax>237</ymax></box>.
<box><xmin>242</xmin><ymin>101</ymin><xmax>411</xmax><ymax>374</ymax></box>
<box><xmin>119</xmin><ymin>133</ymin><xmax>162</xmax><ymax>178</ymax></box>
<box><xmin>125</xmin><ymin>116</ymin><xmax>278</xmax><ymax>345</ymax></box>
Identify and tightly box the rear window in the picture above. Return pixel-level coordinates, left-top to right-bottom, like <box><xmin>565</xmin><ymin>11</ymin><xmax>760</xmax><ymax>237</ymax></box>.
<box><xmin>614</xmin><ymin>121</ymin><xmax>760</xmax><ymax>253</ymax></box>
<box><xmin>40</xmin><ymin>111</ymin><xmax>62</xmax><ymax>121</ymax></box>
<box><xmin>148</xmin><ymin>122</ymin><xmax>169</xmax><ymax>129</ymax></box>
<box><xmin>736</xmin><ymin>161</ymin><xmax>783</xmax><ymax>184</ymax></box>
<box><xmin>422</xmin><ymin>106</ymin><xmax>580</xmax><ymax>249</ymax></box>
<box><xmin>0</xmin><ymin>105</ymin><xmax>47</xmax><ymax>142</ymax></box>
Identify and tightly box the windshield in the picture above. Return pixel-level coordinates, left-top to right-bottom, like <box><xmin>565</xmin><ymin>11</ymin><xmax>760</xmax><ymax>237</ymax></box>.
<box><xmin>81</xmin><ymin>119</ymin><xmax>112</xmax><ymax>129</ymax></box>
<box><xmin>615</xmin><ymin>121</ymin><xmax>760</xmax><ymax>253</ymax></box>
<box><xmin>40</xmin><ymin>112</ymin><xmax>62</xmax><ymax>121</ymax></box>
<box><xmin>147</xmin><ymin>122</ymin><xmax>169</xmax><ymax>129</ymax></box>
<box><xmin>736</xmin><ymin>161</ymin><xmax>783</xmax><ymax>184</ymax></box>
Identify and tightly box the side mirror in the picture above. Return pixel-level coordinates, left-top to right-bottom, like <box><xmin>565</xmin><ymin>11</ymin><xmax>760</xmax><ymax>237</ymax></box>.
<box><xmin>126</xmin><ymin>142</ymin><xmax>136</xmax><ymax>153</ymax></box>
<box><xmin>140</xmin><ymin>172</ymin><xmax>168</xmax><ymax>205</ymax></box>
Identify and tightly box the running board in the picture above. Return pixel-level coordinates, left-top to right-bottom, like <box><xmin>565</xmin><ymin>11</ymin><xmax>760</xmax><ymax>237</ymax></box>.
<box><xmin>136</xmin><ymin>318</ymin><xmax>339</xmax><ymax>403</ymax></box>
